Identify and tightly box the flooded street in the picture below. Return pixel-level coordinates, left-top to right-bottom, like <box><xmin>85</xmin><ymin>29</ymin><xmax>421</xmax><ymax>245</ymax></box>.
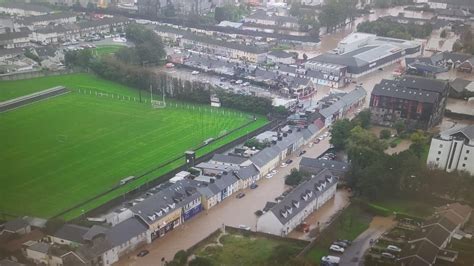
<box><xmin>288</xmin><ymin>189</ymin><xmax>351</xmax><ymax>240</ymax></box>
<box><xmin>117</xmin><ymin>132</ymin><xmax>342</xmax><ymax>265</ymax></box>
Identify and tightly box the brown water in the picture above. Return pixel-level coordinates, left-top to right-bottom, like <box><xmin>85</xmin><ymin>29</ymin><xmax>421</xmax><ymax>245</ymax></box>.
<box><xmin>116</xmin><ymin>133</ymin><xmax>333</xmax><ymax>265</ymax></box>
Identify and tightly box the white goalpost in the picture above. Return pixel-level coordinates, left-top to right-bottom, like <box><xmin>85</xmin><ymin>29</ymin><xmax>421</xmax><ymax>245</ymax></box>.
<box><xmin>150</xmin><ymin>85</ymin><xmax>166</xmax><ymax>109</ymax></box>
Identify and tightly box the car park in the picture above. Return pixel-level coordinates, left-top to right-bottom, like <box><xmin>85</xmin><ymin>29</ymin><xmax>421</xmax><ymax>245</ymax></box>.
<box><xmin>137</xmin><ymin>250</ymin><xmax>149</xmax><ymax>257</ymax></box>
<box><xmin>329</xmin><ymin>244</ymin><xmax>344</xmax><ymax>253</ymax></box>
<box><xmin>236</xmin><ymin>192</ymin><xmax>245</xmax><ymax>199</ymax></box>
<box><xmin>386</xmin><ymin>245</ymin><xmax>402</xmax><ymax>253</ymax></box>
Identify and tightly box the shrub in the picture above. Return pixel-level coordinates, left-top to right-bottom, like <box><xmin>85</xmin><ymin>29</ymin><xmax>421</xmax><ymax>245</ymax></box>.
<box><xmin>380</xmin><ymin>129</ymin><xmax>391</xmax><ymax>139</ymax></box>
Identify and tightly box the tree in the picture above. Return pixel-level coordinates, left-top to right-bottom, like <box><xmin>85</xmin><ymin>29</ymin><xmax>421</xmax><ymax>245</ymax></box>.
<box><xmin>289</xmin><ymin>2</ymin><xmax>301</xmax><ymax>17</ymax></box>
<box><xmin>410</xmin><ymin>130</ymin><xmax>428</xmax><ymax>157</ymax></box>
<box><xmin>394</xmin><ymin>121</ymin><xmax>405</xmax><ymax>134</ymax></box>
<box><xmin>353</xmin><ymin>109</ymin><xmax>371</xmax><ymax>129</ymax></box>
<box><xmin>285</xmin><ymin>168</ymin><xmax>304</xmax><ymax>186</ymax></box>
<box><xmin>189</xmin><ymin>257</ymin><xmax>212</xmax><ymax>266</ymax></box>
<box><xmin>380</xmin><ymin>129</ymin><xmax>391</xmax><ymax>139</ymax></box>
<box><xmin>214</xmin><ymin>7</ymin><xmax>227</xmax><ymax>23</ymax></box>
<box><xmin>163</xmin><ymin>4</ymin><xmax>176</xmax><ymax>17</ymax></box>
<box><xmin>440</xmin><ymin>29</ymin><xmax>447</xmax><ymax>38</ymax></box>
<box><xmin>172</xmin><ymin>250</ymin><xmax>188</xmax><ymax>266</ymax></box>
<box><xmin>64</xmin><ymin>49</ymin><xmax>93</xmax><ymax>68</ymax></box>
<box><xmin>330</xmin><ymin>119</ymin><xmax>354</xmax><ymax>150</ymax></box>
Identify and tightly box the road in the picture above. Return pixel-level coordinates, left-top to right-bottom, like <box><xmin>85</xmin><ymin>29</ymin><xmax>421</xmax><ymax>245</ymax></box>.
<box><xmin>116</xmin><ymin>131</ymin><xmax>346</xmax><ymax>265</ymax></box>
<box><xmin>339</xmin><ymin>216</ymin><xmax>397</xmax><ymax>266</ymax></box>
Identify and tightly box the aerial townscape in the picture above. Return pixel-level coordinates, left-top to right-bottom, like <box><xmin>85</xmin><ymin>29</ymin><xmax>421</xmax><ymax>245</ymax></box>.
<box><xmin>1</xmin><ymin>0</ymin><xmax>474</xmax><ymax>265</ymax></box>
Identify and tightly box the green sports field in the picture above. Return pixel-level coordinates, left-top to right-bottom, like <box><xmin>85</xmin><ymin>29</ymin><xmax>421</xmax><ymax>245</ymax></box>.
<box><xmin>0</xmin><ymin>73</ymin><xmax>267</xmax><ymax>219</ymax></box>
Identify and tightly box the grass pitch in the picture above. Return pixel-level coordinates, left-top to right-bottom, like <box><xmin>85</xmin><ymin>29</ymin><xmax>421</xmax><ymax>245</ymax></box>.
<box><xmin>0</xmin><ymin>74</ymin><xmax>267</xmax><ymax>219</ymax></box>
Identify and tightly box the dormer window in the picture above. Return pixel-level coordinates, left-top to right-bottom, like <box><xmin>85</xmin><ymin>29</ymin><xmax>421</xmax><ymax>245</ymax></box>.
<box><xmin>155</xmin><ymin>210</ymin><xmax>163</xmax><ymax>217</ymax></box>
<box><xmin>168</xmin><ymin>203</ymin><xmax>176</xmax><ymax>209</ymax></box>
<box><xmin>162</xmin><ymin>206</ymin><xmax>169</xmax><ymax>213</ymax></box>
<box><xmin>281</xmin><ymin>210</ymin><xmax>288</xmax><ymax>218</ymax></box>
<box><xmin>286</xmin><ymin>206</ymin><xmax>293</xmax><ymax>214</ymax></box>
<box><xmin>293</xmin><ymin>200</ymin><xmax>299</xmax><ymax>208</ymax></box>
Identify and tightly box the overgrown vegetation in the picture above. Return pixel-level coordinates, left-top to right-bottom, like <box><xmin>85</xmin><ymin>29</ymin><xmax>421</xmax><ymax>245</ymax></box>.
<box><xmin>453</xmin><ymin>26</ymin><xmax>474</xmax><ymax>55</ymax></box>
<box><xmin>357</xmin><ymin>19</ymin><xmax>432</xmax><ymax>40</ymax></box>
<box><xmin>318</xmin><ymin>0</ymin><xmax>358</xmax><ymax>33</ymax></box>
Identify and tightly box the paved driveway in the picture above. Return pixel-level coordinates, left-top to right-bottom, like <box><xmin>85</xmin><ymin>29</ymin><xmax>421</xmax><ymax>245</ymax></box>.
<box><xmin>339</xmin><ymin>216</ymin><xmax>396</xmax><ymax>266</ymax></box>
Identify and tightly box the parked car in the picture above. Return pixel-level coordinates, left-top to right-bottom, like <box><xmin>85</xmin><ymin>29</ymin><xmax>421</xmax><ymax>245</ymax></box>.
<box><xmin>285</xmin><ymin>159</ymin><xmax>293</xmax><ymax>164</ymax></box>
<box><xmin>266</xmin><ymin>173</ymin><xmax>273</xmax><ymax>179</ymax></box>
<box><xmin>243</xmin><ymin>81</ymin><xmax>250</xmax><ymax>86</ymax></box>
<box><xmin>280</xmin><ymin>163</ymin><xmax>288</xmax><ymax>168</ymax></box>
<box><xmin>314</xmin><ymin>139</ymin><xmax>320</xmax><ymax>144</ymax></box>
<box><xmin>338</xmin><ymin>239</ymin><xmax>352</xmax><ymax>246</ymax></box>
<box><xmin>381</xmin><ymin>252</ymin><xmax>396</xmax><ymax>259</ymax></box>
<box><xmin>329</xmin><ymin>245</ymin><xmax>344</xmax><ymax>253</ymax></box>
<box><xmin>333</xmin><ymin>241</ymin><xmax>348</xmax><ymax>248</ymax></box>
<box><xmin>191</xmin><ymin>70</ymin><xmax>199</xmax><ymax>75</ymax></box>
<box><xmin>239</xmin><ymin>224</ymin><xmax>251</xmax><ymax>230</ymax></box>
<box><xmin>386</xmin><ymin>245</ymin><xmax>402</xmax><ymax>253</ymax></box>
<box><xmin>250</xmin><ymin>183</ymin><xmax>258</xmax><ymax>189</ymax></box>
<box><xmin>270</xmin><ymin>170</ymin><xmax>278</xmax><ymax>175</ymax></box>
<box><xmin>235</xmin><ymin>79</ymin><xmax>243</xmax><ymax>84</ymax></box>
<box><xmin>321</xmin><ymin>255</ymin><xmax>340</xmax><ymax>264</ymax></box>
<box><xmin>137</xmin><ymin>250</ymin><xmax>149</xmax><ymax>257</ymax></box>
<box><xmin>236</xmin><ymin>192</ymin><xmax>245</xmax><ymax>199</ymax></box>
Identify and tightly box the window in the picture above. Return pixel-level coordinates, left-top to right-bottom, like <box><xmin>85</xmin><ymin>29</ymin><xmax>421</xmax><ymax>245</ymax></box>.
<box><xmin>439</xmin><ymin>144</ymin><xmax>443</xmax><ymax>148</ymax></box>
<box><xmin>465</xmin><ymin>157</ymin><xmax>468</xmax><ymax>160</ymax></box>
<box><xmin>462</xmin><ymin>164</ymin><xmax>466</xmax><ymax>167</ymax></box>
<box><xmin>467</xmin><ymin>150</ymin><xmax>470</xmax><ymax>154</ymax></box>
<box><xmin>438</xmin><ymin>151</ymin><xmax>441</xmax><ymax>155</ymax></box>
<box><xmin>436</xmin><ymin>158</ymin><xmax>440</xmax><ymax>161</ymax></box>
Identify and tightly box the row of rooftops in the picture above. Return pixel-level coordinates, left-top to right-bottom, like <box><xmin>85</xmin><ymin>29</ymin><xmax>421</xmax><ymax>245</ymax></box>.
<box><xmin>15</xmin><ymin>12</ymin><xmax>77</xmax><ymax>25</ymax></box>
<box><xmin>267</xmin><ymin>168</ymin><xmax>337</xmax><ymax>225</ymax></box>
<box><xmin>0</xmin><ymin>2</ymin><xmax>53</xmax><ymax>13</ymax></box>
<box><xmin>318</xmin><ymin>86</ymin><xmax>367</xmax><ymax>119</ymax></box>
<box><xmin>155</xmin><ymin>25</ymin><xmax>267</xmax><ymax>54</ymax></box>
<box><xmin>399</xmin><ymin>203</ymin><xmax>472</xmax><ymax>265</ymax></box>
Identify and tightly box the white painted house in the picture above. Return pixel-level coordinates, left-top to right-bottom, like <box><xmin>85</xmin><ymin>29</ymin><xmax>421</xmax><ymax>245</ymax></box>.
<box><xmin>257</xmin><ymin>169</ymin><xmax>337</xmax><ymax>236</ymax></box>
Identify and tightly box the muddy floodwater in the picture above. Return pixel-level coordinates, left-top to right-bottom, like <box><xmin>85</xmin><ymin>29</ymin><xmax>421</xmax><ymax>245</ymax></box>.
<box><xmin>117</xmin><ymin>133</ymin><xmax>337</xmax><ymax>265</ymax></box>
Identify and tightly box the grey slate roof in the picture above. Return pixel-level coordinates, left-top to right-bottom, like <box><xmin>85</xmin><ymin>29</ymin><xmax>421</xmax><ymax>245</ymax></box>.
<box><xmin>0</xmin><ymin>259</ymin><xmax>26</xmax><ymax>266</ymax></box>
<box><xmin>17</xmin><ymin>12</ymin><xmax>77</xmax><ymax>25</ymax></box>
<box><xmin>82</xmin><ymin>225</ymin><xmax>108</xmax><ymax>241</ymax></box>
<box><xmin>3</xmin><ymin>218</ymin><xmax>29</xmax><ymax>232</ymax></box>
<box><xmin>319</xmin><ymin>87</ymin><xmax>366</xmax><ymax>118</ymax></box>
<box><xmin>268</xmin><ymin>169</ymin><xmax>337</xmax><ymax>225</ymax></box>
<box><xmin>53</xmin><ymin>224</ymin><xmax>89</xmax><ymax>244</ymax></box>
<box><xmin>250</xmin><ymin>145</ymin><xmax>281</xmax><ymax>168</ymax></box>
<box><xmin>450</xmin><ymin>78</ymin><xmax>472</xmax><ymax>93</ymax></box>
<box><xmin>400</xmin><ymin>239</ymin><xmax>438</xmax><ymax>265</ymax></box>
<box><xmin>210</xmin><ymin>154</ymin><xmax>248</xmax><ymax>165</ymax></box>
<box><xmin>76</xmin><ymin>217</ymin><xmax>147</xmax><ymax>262</ymax></box>
<box><xmin>28</xmin><ymin>242</ymin><xmax>50</xmax><ymax>254</ymax></box>
<box><xmin>0</xmin><ymin>31</ymin><xmax>29</xmax><ymax>42</ymax></box>
<box><xmin>268</xmin><ymin>50</ymin><xmax>292</xmax><ymax>58</ymax></box>
<box><xmin>235</xmin><ymin>164</ymin><xmax>259</xmax><ymax>180</ymax></box>
<box><xmin>105</xmin><ymin>217</ymin><xmax>147</xmax><ymax>247</ymax></box>
<box><xmin>372</xmin><ymin>76</ymin><xmax>448</xmax><ymax>104</ymax></box>
<box><xmin>131</xmin><ymin>179</ymin><xmax>200</xmax><ymax>224</ymax></box>
<box><xmin>440</xmin><ymin>124</ymin><xmax>474</xmax><ymax>142</ymax></box>
<box><xmin>0</xmin><ymin>3</ymin><xmax>52</xmax><ymax>13</ymax></box>
<box><xmin>411</xmin><ymin>224</ymin><xmax>450</xmax><ymax>248</ymax></box>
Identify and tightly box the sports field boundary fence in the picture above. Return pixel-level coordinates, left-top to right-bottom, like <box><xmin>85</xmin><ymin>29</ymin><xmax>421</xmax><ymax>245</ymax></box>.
<box><xmin>54</xmin><ymin>116</ymin><xmax>281</xmax><ymax>221</ymax></box>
